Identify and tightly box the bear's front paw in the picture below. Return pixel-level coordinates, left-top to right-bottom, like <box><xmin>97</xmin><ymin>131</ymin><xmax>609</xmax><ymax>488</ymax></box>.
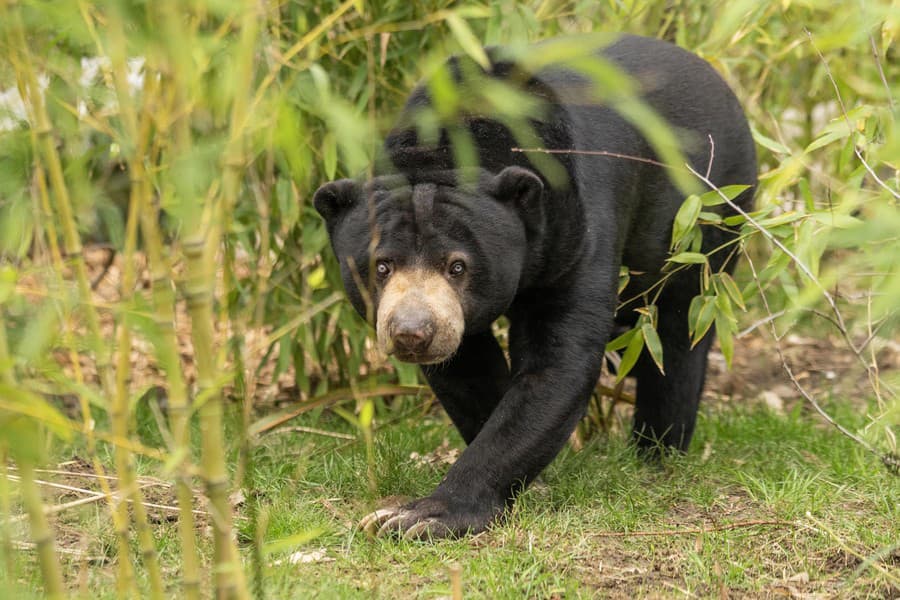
<box><xmin>359</xmin><ymin>495</ymin><xmax>500</xmax><ymax>540</ymax></box>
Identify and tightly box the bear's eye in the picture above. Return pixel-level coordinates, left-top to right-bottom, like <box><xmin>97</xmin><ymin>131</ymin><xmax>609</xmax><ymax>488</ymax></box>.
<box><xmin>448</xmin><ymin>260</ymin><xmax>466</xmax><ymax>277</ymax></box>
<box><xmin>375</xmin><ymin>259</ymin><xmax>393</xmax><ymax>280</ymax></box>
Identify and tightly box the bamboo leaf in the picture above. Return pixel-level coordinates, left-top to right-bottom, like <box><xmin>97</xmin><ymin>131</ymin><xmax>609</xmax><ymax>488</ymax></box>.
<box><xmin>752</xmin><ymin>126</ymin><xmax>791</xmax><ymax>155</ymax></box>
<box><xmin>616</xmin><ymin>328</ymin><xmax>645</xmax><ymax>382</ymax></box>
<box><xmin>689</xmin><ymin>295</ymin><xmax>717</xmax><ymax>347</ymax></box>
<box><xmin>723</xmin><ymin>213</ymin><xmax>748</xmax><ymax>227</ymax></box>
<box><xmin>641</xmin><ymin>322</ymin><xmax>665</xmax><ymax>374</ymax></box>
<box><xmin>688</xmin><ymin>294</ymin><xmax>704</xmax><ymax>338</ymax></box>
<box><xmin>0</xmin><ymin>416</ymin><xmax>43</xmax><ymax>463</ymax></box>
<box><xmin>276</xmin><ymin>178</ymin><xmax>300</xmax><ymax>230</ymax></box>
<box><xmin>671</xmin><ymin>194</ymin><xmax>702</xmax><ymax>250</ymax></box>
<box><xmin>617</xmin><ymin>265</ymin><xmax>630</xmax><ymax>294</ymax></box>
<box><xmin>636</xmin><ymin>304</ymin><xmax>657</xmax><ymax>323</ymax></box>
<box><xmin>668</xmin><ymin>252</ymin><xmax>708</xmax><ymax>264</ymax></box>
<box><xmin>798</xmin><ymin>177</ymin><xmax>815</xmax><ymax>210</ymax></box>
<box><xmin>16</xmin><ymin>302</ymin><xmax>60</xmax><ymax>364</ymax></box>
<box><xmin>757</xmin><ymin>211</ymin><xmax>804</xmax><ymax>228</ymax></box>
<box><xmin>698</xmin><ymin>211</ymin><xmax>723</xmax><ymax>224</ymax></box>
<box><xmin>716</xmin><ymin>313</ymin><xmax>735</xmax><ymax>368</ymax></box>
<box><xmin>0</xmin><ymin>385</ymin><xmax>73</xmax><ymax>442</ymax></box>
<box><xmin>605</xmin><ymin>326</ymin><xmax>636</xmax><ymax>352</ymax></box>
<box><xmin>715</xmin><ymin>289</ymin><xmax>736</xmax><ymax>322</ymax></box>
<box><xmin>810</xmin><ymin>212</ymin><xmax>864</xmax><ymax>228</ymax></box>
<box><xmin>715</xmin><ymin>272</ymin><xmax>746</xmax><ymax>311</ymax></box>
<box><xmin>445</xmin><ymin>13</ymin><xmax>490</xmax><ymax>69</ymax></box>
<box><xmin>804</xmin><ymin>128</ymin><xmax>849</xmax><ymax>153</ymax></box>
<box><xmin>0</xmin><ymin>265</ymin><xmax>16</xmax><ymax>304</ymax></box>
<box><xmin>263</xmin><ymin>529</ymin><xmax>326</xmax><ymax>556</ymax></box>
<box><xmin>322</xmin><ymin>132</ymin><xmax>337</xmax><ymax>180</ymax></box>
<box><xmin>699</xmin><ymin>185</ymin><xmax>750</xmax><ymax>207</ymax></box>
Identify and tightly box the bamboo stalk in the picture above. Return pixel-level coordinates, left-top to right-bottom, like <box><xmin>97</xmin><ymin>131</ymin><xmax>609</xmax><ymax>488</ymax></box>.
<box><xmin>30</xmin><ymin>136</ymin><xmax>138</xmax><ymax>597</ymax></box>
<box><xmin>241</xmin><ymin>146</ymin><xmax>275</xmax><ymax>600</ymax></box>
<box><xmin>105</xmin><ymin>15</ymin><xmax>167</xmax><ymax>599</ymax></box>
<box><xmin>16</xmin><ymin>461</ymin><xmax>65</xmax><ymax>599</ymax></box>
<box><xmin>28</xmin><ymin>121</ymin><xmax>137</xmax><ymax>539</ymax></box>
<box><xmin>194</xmin><ymin>3</ymin><xmax>260</xmax><ymax>597</ymax></box>
<box><xmin>222</xmin><ymin>0</ymin><xmax>263</xmax><ymax>493</ymax></box>
<box><xmin>234</xmin><ymin>8</ymin><xmax>277</xmax><ymax>592</ymax></box>
<box><xmin>109</xmin><ymin>116</ymin><xmax>168</xmax><ymax>599</ymax></box>
<box><xmin>1</xmin><ymin>5</ymin><xmax>139</xmax><ymax>595</ymax></box>
<box><xmin>139</xmin><ymin>159</ymin><xmax>204</xmax><ymax>599</ymax></box>
<box><xmin>106</xmin><ymin>6</ymin><xmax>208</xmax><ymax>597</ymax></box>
<box><xmin>0</xmin><ymin>336</ymin><xmax>15</xmax><ymax>580</ymax></box>
<box><xmin>156</xmin><ymin>0</ymin><xmax>256</xmax><ymax>597</ymax></box>
<box><xmin>0</xmin><ymin>455</ymin><xmax>11</xmax><ymax>579</ymax></box>
<box><xmin>136</xmin><ymin>85</ymin><xmax>204</xmax><ymax>600</ymax></box>
<box><xmin>182</xmin><ymin>229</ymin><xmax>247</xmax><ymax>600</ymax></box>
<box><xmin>0</xmin><ymin>293</ymin><xmax>64</xmax><ymax>597</ymax></box>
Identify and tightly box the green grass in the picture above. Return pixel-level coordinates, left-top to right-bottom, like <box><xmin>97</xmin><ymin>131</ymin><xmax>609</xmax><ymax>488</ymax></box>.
<box><xmin>8</xmin><ymin>401</ymin><xmax>896</xmax><ymax>598</ymax></box>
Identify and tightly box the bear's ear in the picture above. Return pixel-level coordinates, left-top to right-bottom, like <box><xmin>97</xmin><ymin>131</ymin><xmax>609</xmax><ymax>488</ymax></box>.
<box><xmin>313</xmin><ymin>179</ymin><xmax>360</xmax><ymax>225</ymax></box>
<box><xmin>489</xmin><ymin>166</ymin><xmax>544</xmax><ymax>236</ymax></box>
<box><xmin>490</xmin><ymin>166</ymin><xmax>544</xmax><ymax>206</ymax></box>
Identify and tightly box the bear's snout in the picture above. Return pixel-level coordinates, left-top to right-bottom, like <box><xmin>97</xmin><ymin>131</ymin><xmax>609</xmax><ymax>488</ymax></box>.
<box><xmin>375</xmin><ymin>267</ymin><xmax>465</xmax><ymax>365</ymax></box>
<box><xmin>389</xmin><ymin>310</ymin><xmax>437</xmax><ymax>357</ymax></box>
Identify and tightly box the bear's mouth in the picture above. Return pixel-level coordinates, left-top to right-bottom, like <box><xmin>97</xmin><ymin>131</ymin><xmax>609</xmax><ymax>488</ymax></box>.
<box><xmin>391</xmin><ymin>348</ymin><xmax>452</xmax><ymax>365</ymax></box>
<box><xmin>376</xmin><ymin>268</ymin><xmax>464</xmax><ymax>365</ymax></box>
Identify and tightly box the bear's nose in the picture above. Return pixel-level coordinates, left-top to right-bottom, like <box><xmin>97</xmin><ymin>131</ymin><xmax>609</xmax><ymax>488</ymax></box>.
<box><xmin>390</xmin><ymin>312</ymin><xmax>435</xmax><ymax>356</ymax></box>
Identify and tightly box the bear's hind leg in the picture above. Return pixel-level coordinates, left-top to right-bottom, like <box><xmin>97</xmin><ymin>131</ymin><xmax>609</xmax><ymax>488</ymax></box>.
<box><xmin>631</xmin><ymin>290</ymin><xmax>713</xmax><ymax>453</ymax></box>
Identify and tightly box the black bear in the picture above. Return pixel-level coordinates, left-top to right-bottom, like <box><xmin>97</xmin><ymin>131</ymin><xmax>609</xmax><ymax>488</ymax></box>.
<box><xmin>314</xmin><ymin>34</ymin><xmax>757</xmax><ymax>539</ymax></box>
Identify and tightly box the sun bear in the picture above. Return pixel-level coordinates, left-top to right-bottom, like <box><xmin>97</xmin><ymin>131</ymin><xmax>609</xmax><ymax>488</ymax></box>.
<box><xmin>314</xmin><ymin>34</ymin><xmax>757</xmax><ymax>539</ymax></box>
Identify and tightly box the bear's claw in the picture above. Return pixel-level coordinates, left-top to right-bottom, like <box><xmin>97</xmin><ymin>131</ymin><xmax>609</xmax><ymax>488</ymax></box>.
<box><xmin>359</xmin><ymin>506</ymin><xmax>453</xmax><ymax>540</ymax></box>
<box><xmin>358</xmin><ymin>508</ymin><xmax>399</xmax><ymax>536</ymax></box>
<box><xmin>401</xmin><ymin>519</ymin><xmax>443</xmax><ymax>540</ymax></box>
<box><xmin>359</xmin><ymin>498</ymin><xmax>473</xmax><ymax>540</ymax></box>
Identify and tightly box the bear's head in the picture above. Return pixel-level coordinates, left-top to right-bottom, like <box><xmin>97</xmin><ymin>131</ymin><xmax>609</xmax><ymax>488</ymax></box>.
<box><xmin>313</xmin><ymin>166</ymin><xmax>544</xmax><ymax>364</ymax></box>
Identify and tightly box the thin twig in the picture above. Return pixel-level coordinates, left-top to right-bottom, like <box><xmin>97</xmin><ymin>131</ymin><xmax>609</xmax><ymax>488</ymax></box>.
<box><xmin>512</xmin><ymin>146</ymin><xmax>669</xmax><ymax>168</ymax></box>
<box><xmin>867</xmin><ymin>33</ymin><xmax>894</xmax><ymax>111</ymax></box>
<box><xmin>4</xmin><ymin>475</ymin><xmax>208</xmax><ymax>521</ymax></box>
<box><xmin>11</xmin><ymin>466</ymin><xmax>175</xmax><ymax>489</ymax></box>
<box><xmin>863</xmin><ymin>292</ymin><xmax>885</xmax><ymax>409</ymax></box>
<box><xmin>741</xmin><ymin>247</ymin><xmax>880</xmax><ymax>457</ymax></box>
<box><xmin>596</xmin><ymin>383</ymin><xmax>635</xmax><ymax>405</ymax></box>
<box><xmin>704</xmin><ymin>133</ymin><xmax>715</xmax><ymax>180</ymax></box>
<box><xmin>267</xmin><ymin>426</ymin><xmax>356</xmax><ymax>440</ymax></box>
<box><xmin>11</xmin><ymin>539</ymin><xmax>107</xmax><ymax>561</ymax></box>
<box><xmin>737</xmin><ymin>310</ymin><xmax>787</xmax><ymax>338</ymax></box>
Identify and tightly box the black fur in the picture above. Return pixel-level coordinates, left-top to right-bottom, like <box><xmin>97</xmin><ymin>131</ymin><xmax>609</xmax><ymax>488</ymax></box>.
<box><xmin>314</xmin><ymin>34</ymin><xmax>757</xmax><ymax>537</ymax></box>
